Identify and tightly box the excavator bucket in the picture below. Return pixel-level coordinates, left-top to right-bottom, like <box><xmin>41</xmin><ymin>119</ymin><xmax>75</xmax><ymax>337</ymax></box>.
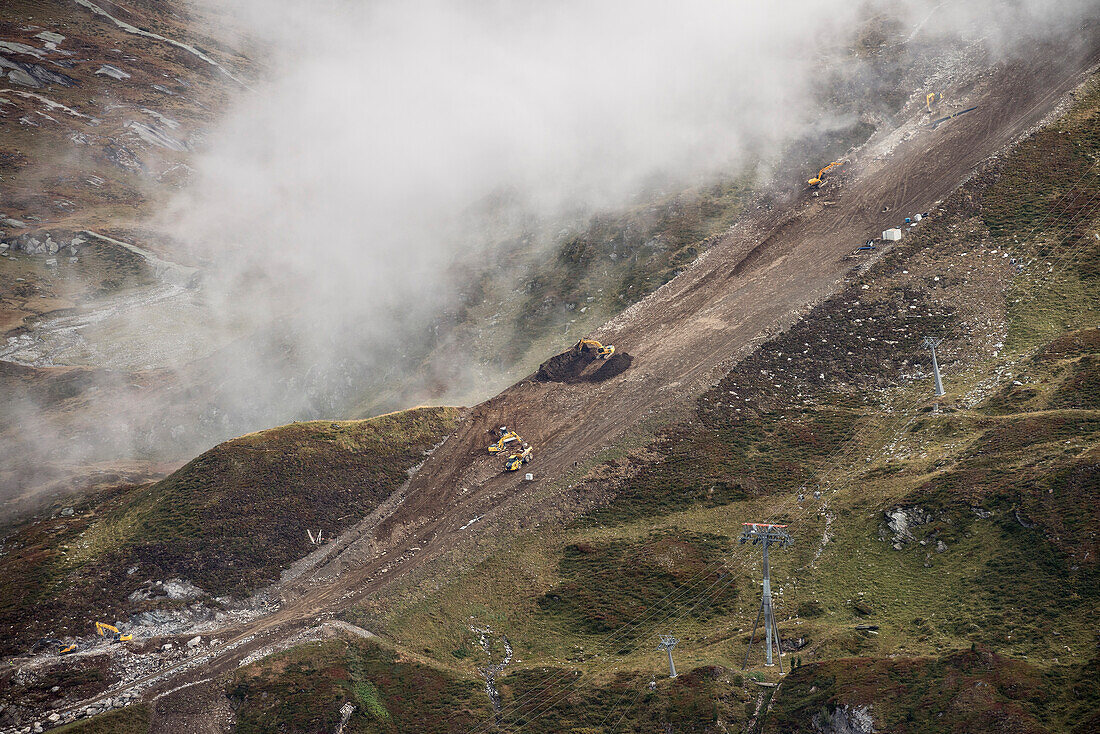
<box><xmin>60</xmin><ymin>644</ymin><xmax>78</xmax><ymax>655</ymax></box>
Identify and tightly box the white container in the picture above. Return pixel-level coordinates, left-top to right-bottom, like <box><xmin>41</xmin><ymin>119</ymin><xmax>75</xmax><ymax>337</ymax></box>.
<box><xmin>882</xmin><ymin>228</ymin><xmax>903</xmax><ymax>241</ymax></box>
<box><xmin>525</xmin><ymin>473</ymin><xmax>534</xmax><ymax>481</ymax></box>
<box><xmin>913</xmin><ymin>213</ymin><xmax>923</xmax><ymax>222</ymax></box>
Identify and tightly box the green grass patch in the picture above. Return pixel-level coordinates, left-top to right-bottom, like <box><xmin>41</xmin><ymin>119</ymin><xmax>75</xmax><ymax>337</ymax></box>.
<box><xmin>537</xmin><ymin>533</ymin><xmax>737</xmax><ymax>647</ymax></box>
<box><xmin>767</xmin><ymin>648</ymin><xmax>1053</xmax><ymax>734</ymax></box>
<box><xmin>231</xmin><ymin>637</ymin><xmax>489</xmax><ymax>734</ymax></box>
<box><xmin>53</xmin><ymin>705</ymin><xmax>149</xmax><ymax>734</ymax></box>
<box><xmin>0</xmin><ymin>407</ymin><xmax>460</xmax><ymax>655</ymax></box>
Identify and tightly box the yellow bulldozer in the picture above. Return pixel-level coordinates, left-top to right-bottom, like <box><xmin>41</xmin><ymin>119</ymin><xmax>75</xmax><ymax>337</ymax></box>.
<box><xmin>808</xmin><ymin>160</ymin><xmax>844</xmax><ymax>187</ymax></box>
<box><xmin>504</xmin><ymin>444</ymin><xmax>532</xmax><ymax>472</ymax></box>
<box><xmin>575</xmin><ymin>338</ymin><xmax>615</xmax><ymax>358</ymax></box>
<box><xmin>95</xmin><ymin>622</ymin><xmax>132</xmax><ymax>642</ymax></box>
<box><xmin>488</xmin><ymin>427</ymin><xmax>523</xmax><ymax>454</ymax></box>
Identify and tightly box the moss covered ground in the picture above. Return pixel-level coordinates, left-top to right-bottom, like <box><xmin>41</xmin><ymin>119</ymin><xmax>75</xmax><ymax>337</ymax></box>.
<box><xmin>0</xmin><ymin>407</ymin><xmax>459</xmax><ymax>656</ymax></box>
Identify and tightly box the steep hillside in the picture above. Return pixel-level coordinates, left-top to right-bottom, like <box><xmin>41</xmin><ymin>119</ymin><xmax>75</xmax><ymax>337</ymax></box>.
<box><xmin>323</xmin><ymin>68</ymin><xmax>1100</xmax><ymax>733</ymax></box>
<box><xmin>0</xmin><ymin>0</ymin><xmax>246</xmax><ymax>332</ymax></box>
<box><xmin>766</xmin><ymin>647</ymin><xmax>1094</xmax><ymax>734</ymax></box>
<box><xmin>0</xmin><ymin>407</ymin><xmax>458</xmax><ymax>660</ymax></box>
<box><xmin>0</xmin><ymin>1</ymin><xmax>907</xmax><ymax>510</ymax></box>
<box><xmin>228</xmin><ymin>633</ymin><xmax>759</xmax><ymax>734</ymax></box>
<box><xmin>3</xmin><ymin>12</ymin><xmax>1100</xmax><ymax>734</ymax></box>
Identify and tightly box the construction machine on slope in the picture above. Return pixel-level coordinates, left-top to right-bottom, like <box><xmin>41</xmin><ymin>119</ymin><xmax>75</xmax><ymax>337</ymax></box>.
<box><xmin>31</xmin><ymin>637</ymin><xmax>78</xmax><ymax>655</ymax></box>
<box><xmin>504</xmin><ymin>444</ymin><xmax>532</xmax><ymax>472</ymax></box>
<box><xmin>575</xmin><ymin>338</ymin><xmax>615</xmax><ymax>358</ymax></box>
<box><xmin>95</xmin><ymin>622</ymin><xmax>132</xmax><ymax>642</ymax></box>
<box><xmin>808</xmin><ymin>160</ymin><xmax>844</xmax><ymax>187</ymax></box>
<box><xmin>925</xmin><ymin>92</ymin><xmax>938</xmax><ymax>113</ymax></box>
<box><xmin>488</xmin><ymin>427</ymin><xmax>523</xmax><ymax>454</ymax></box>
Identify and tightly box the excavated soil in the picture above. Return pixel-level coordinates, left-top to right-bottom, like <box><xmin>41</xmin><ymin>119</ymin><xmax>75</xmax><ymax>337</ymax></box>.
<box><xmin>536</xmin><ymin>349</ymin><xmax>634</xmax><ymax>384</ymax></box>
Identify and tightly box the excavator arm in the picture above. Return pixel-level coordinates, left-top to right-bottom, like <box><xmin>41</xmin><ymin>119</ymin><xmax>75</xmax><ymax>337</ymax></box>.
<box><xmin>95</xmin><ymin>622</ymin><xmax>132</xmax><ymax>642</ymax></box>
<box><xmin>808</xmin><ymin>160</ymin><xmax>844</xmax><ymax>187</ymax></box>
<box><xmin>488</xmin><ymin>429</ymin><xmax>522</xmax><ymax>453</ymax></box>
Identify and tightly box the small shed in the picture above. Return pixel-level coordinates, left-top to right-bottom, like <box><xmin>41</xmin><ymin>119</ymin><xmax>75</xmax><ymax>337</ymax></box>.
<box><xmin>882</xmin><ymin>228</ymin><xmax>903</xmax><ymax>241</ymax></box>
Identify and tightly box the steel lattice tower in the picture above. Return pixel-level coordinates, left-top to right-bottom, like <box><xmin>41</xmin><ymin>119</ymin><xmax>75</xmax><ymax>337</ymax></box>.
<box><xmin>656</xmin><ymin>634</ymin><xmax>678</xmax><ymax>678</ymax></box>
<box><xmin>740</xmin><ymin>523</ymin><xmax>793</xmax><ymax>670</ymax></box>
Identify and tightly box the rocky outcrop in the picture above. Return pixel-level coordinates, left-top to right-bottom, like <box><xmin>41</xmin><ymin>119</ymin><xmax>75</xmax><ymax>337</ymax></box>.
<box><xmin>881</xmin><ymin>506</ymin><xmax>933</xmax><ymax>549</ymax></box>
<box><xmin>1</xmin><ymin>231</ymin><xmax>82</xmax><ymax>256</ymax></box>
<box><xmin>127</xmin><ymin>578</ymin><xmax>204</xmax><ymax>602</ymax></box>
<box><xmin>813</xmin><ymin>704</ymin><xmax>876</xmax><ymax>734</ymax></box>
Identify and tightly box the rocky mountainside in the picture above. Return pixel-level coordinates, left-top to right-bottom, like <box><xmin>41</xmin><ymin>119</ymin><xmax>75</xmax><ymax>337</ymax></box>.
<box><xmin>1</xmin><ymin>4</ymin><xmax>1099</xmax><ymax>734</ymax></box>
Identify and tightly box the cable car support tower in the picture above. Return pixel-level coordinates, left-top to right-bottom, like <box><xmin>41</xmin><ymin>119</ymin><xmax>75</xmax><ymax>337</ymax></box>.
<box><xmin>740</xmin><ymin>522</ymin><xmax>794</xmax><ymax>671</ymax></box>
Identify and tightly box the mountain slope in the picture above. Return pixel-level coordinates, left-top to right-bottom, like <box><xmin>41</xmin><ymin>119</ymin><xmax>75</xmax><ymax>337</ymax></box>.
<box><xmin>0</xmin><ymin>407</ymin><xmax>458</xmax><ymax>662</ymax></box>
<box><xmin>3</xmin><ymin>16</ymin><xmax>1100</xmax><ymax>734</ymax></box>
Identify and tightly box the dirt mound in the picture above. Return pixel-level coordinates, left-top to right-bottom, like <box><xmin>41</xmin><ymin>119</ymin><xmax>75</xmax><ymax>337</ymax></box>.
<box><xmin>536</xmin><ymin>349</ymin><xmax>633</xmax><ymax>384</ymax></box>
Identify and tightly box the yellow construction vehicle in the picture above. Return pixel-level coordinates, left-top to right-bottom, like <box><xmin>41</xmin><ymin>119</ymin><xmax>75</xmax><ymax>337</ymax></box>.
<box><xmin>925</xmin><ymin>92</ymin><xmax>938</xmax><ymax>112</ymax></box>
<box><xmin>504</xmin><ymin>444</ymin><xmax>532</xmax><ymax>472</ymax></box>
<box><xmin>575</xmin><ymin>338</ymin><xmax>615</xmax><ymax>359</ymax></box>
<box><xmin>95</xmin><ymin>622</ymin><xmax>132</xmax><ymax>642</ymax></box>
<box><xmin>808</xmin><ymin>161</ymin><xmax>844</xmax><ymax>187</ymax></box>
<box><xmin>31</xmin><ymin>637</ymin><xmax>78</xmax><ymax>655</ymax></box>
<box><xmin>488</xmin><ymin>427</ymin><xmax>522</xmax><ymax>454</ymax></box>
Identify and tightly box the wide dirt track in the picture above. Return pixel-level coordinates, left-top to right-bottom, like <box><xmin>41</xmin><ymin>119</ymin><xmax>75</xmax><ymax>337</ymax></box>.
<box><xmin>39</xmin><ymin>38</ymin><xmax>1096</xmax><ymax>734</ymax></box>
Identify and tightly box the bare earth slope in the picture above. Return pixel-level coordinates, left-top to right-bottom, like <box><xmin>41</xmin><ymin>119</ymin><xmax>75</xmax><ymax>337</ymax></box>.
<box><xmin>346</xmin><ymin>40</ymin><xmax>1100</xmax><ymax>569</ymax></box>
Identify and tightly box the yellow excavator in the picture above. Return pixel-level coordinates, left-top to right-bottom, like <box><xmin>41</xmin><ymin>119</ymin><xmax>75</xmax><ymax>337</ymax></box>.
<box><xmin>32</xmin><ymin>638</ymin><xmax>78</xmax><ymax>655</ymax></box>
<box><xmin>808</xmin><ymin>161</ymin><xmax>844</xmax><ymax>187</ymax></box>
<box><xmin>488</xmin><ymin>427</ymin><xmax>522</xmax><ymax>454</ymax></box>
<box><xmin>925</xmin><ymin>92</ymin><xmax>938</xmax><ymax>112</ymax></box>
<box><xmin>504</xmin><ymin>444</ymin><xmax>532</xmax><ymax>472</ymax></box>
<box><xmin>575</xmin><ymin>338</ymin><xmax>615</xmax><ymax>359</ymax></box>
<box><xmin>95</xmin><ymin>622</ymin><xmax>132</xmax><ymax>642</ymax></box>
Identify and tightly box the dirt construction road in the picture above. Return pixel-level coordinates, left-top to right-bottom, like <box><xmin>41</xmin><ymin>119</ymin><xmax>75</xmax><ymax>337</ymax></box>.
<box><xmin>33</xmin><ymin>39</ymin><xmax>1097</xmax><ymax>734</ymax></box>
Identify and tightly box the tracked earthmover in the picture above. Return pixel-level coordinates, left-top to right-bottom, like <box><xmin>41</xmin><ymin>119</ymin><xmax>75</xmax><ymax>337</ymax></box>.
<box><xmin>808</xmin><ymin>160</ymin><xmax>844</xmax><ymax>187</ymax></box>
<box><xmin>575</xmin><ymin>338</ymin><xmax>615</xmax><ymax>358</ymax></box>
<box><xmin>95</xmin><ymin>622</ymin><xmax>132</xmax><ymax>642</ymax></box>
<box><xmin>504</xmin><ymin>444</ymin><xmax>532</xmax><ymax>472</ymax></box>
<box><xmin>31</xmin><ymin>637</ymin><xmax>78</xmax><ymax>655</ymax></box>
<box><xmin>488</xmin><ymin>427</ymin><xmax>523</xmax><ymax>454</ymax></box>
